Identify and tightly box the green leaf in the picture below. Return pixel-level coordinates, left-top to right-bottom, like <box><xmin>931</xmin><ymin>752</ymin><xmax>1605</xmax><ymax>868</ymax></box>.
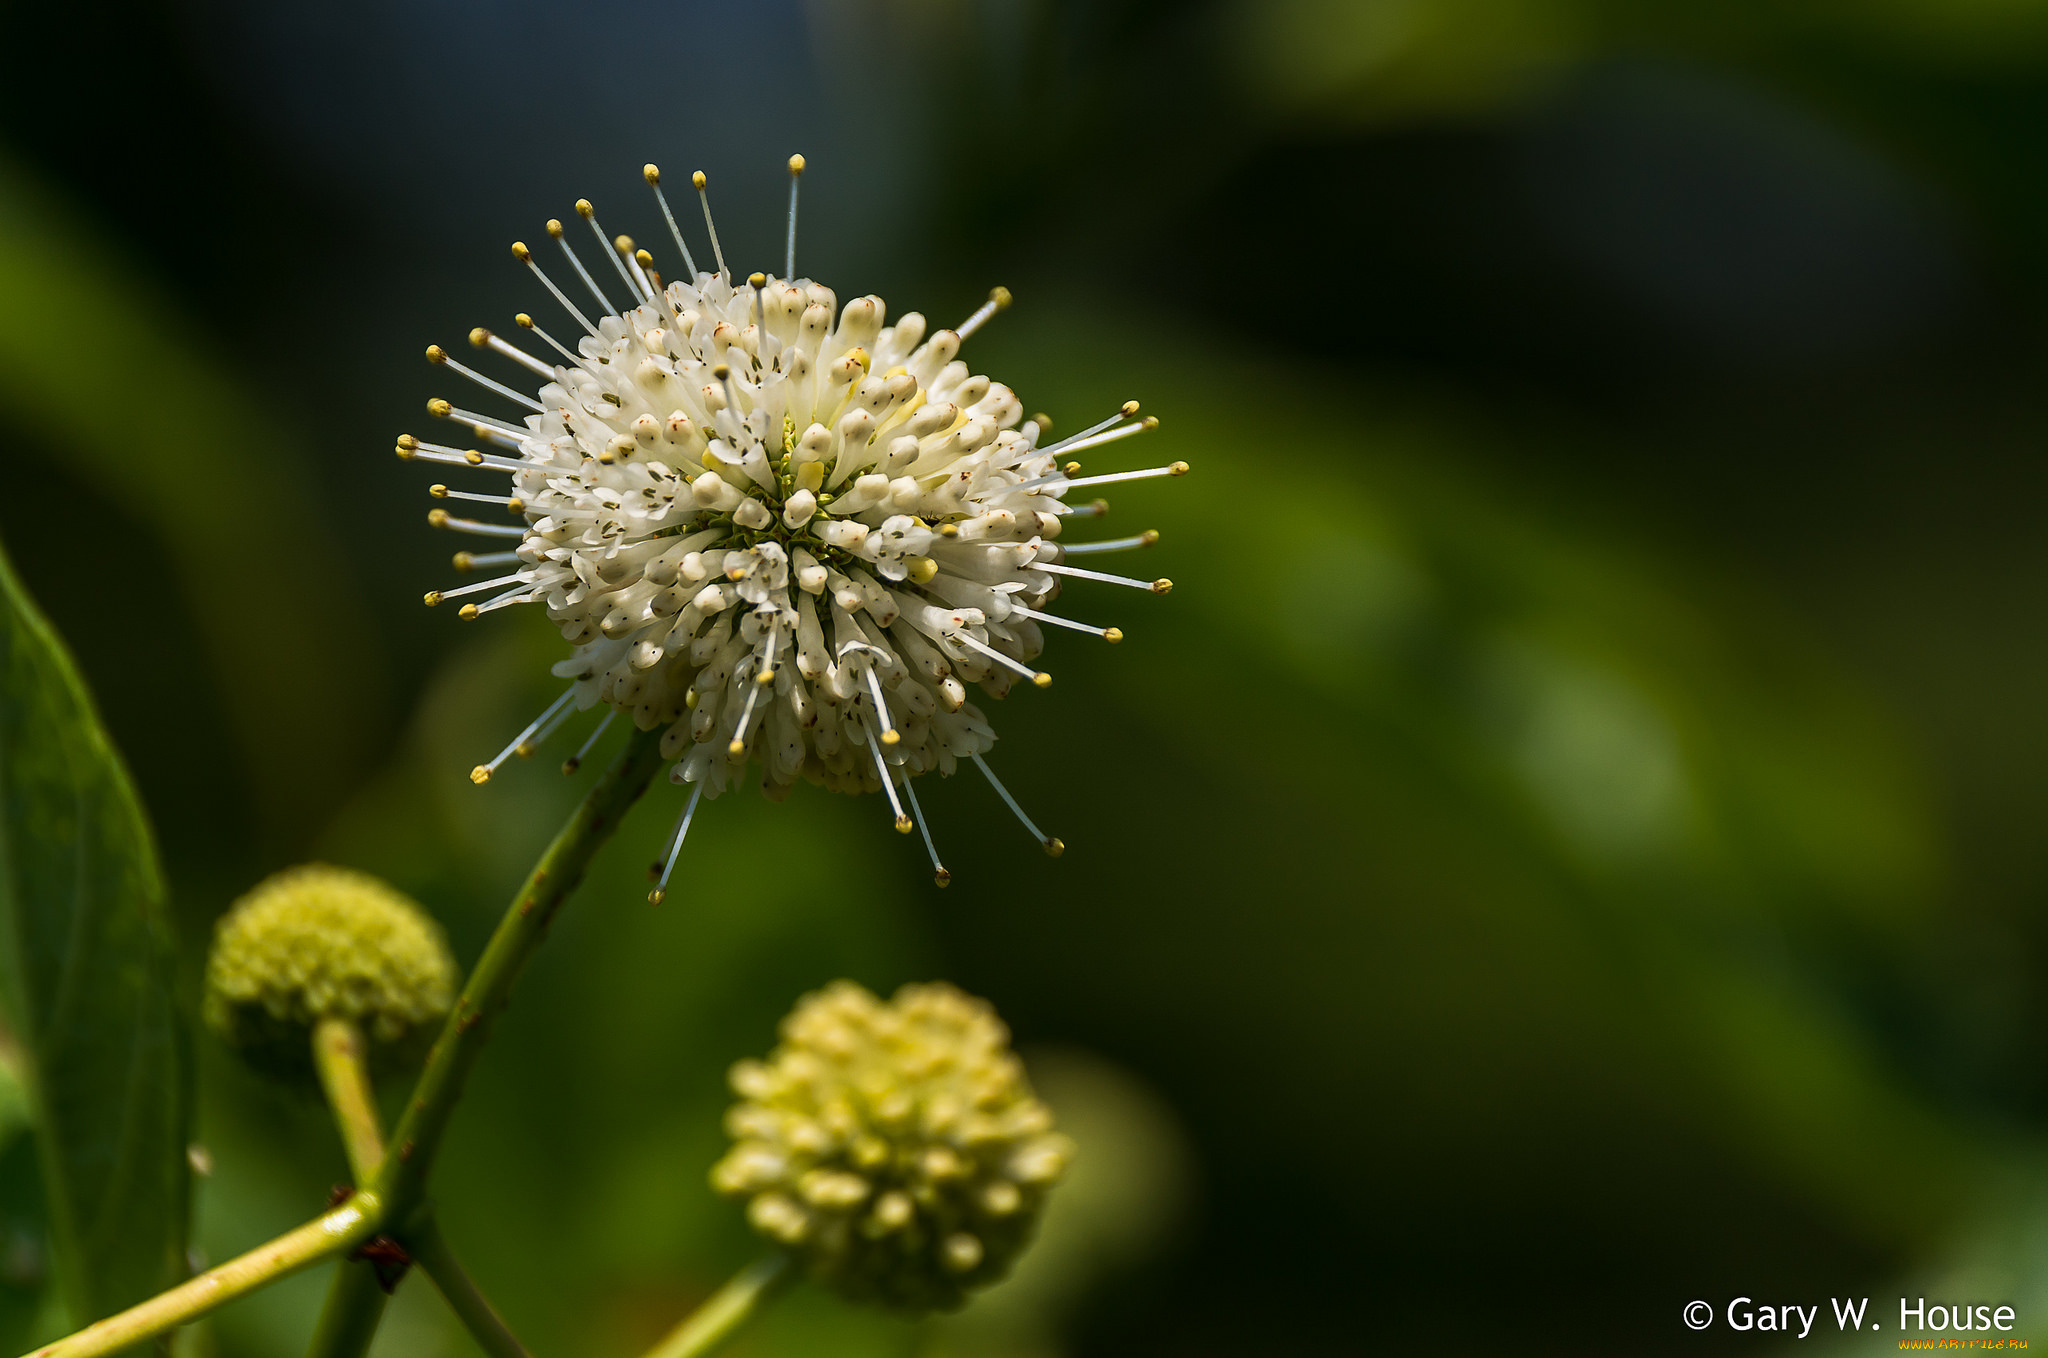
<box><xmin>0</xmin><ymin>537</ymin><xmax>189</xmax><ymax>1327</ymax></box>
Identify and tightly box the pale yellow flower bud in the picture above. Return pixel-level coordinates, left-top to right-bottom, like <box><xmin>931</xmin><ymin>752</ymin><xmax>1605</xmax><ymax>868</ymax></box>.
<box><xmin>711</xmin><ymin>980</ymin><xmax>1072</xmax><ymax>1311</ymax></box>
<box><xmin>202</xmin><ymin>864</ymin><xmax>456</xmax><ymax>1079</ymax></box>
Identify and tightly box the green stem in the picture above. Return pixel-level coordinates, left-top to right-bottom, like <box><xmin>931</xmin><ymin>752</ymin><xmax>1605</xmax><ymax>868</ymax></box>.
<box><xmin>304</xmin><ymin>723</ymin><xmax>667</xmax><ymax>1355</ymax></box>
<box><xmin>374</xmin><ymin>723</ymin><xmax>666</xmax><ymax>1218</ymax></box>
<box><xmin>303</xmin><ymin>1260</ymin><xmax>389</xmax><ymax>1358</ymax></box>
<box><xmin>410</xmin><ymin>1220</ymin><xmax>532</xmax><ymax>1358</ymax></box>
<box><xmin>20</xmin><ymin>1193</ymin><xmax>383</xmax><ymax>1358</ymax></box>
<box><xmin>639</xmin><ymin>1256</ymin><xmax>790</xmax><ymax>1358</ymax></box>
<box><xmin>312</xmin><ymin>1016</ymin><xmax>384</xmax><ymax>1183</ymax></box>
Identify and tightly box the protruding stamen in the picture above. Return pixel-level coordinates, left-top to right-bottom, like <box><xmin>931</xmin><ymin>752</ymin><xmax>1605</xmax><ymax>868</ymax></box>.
<box><xmin>547</xmin><ymin>216</ymin><xmax>616</xmax><ymax>316</ymax></box>
<box><xmin>899</xmin><ymin>772</ymin><xmax>949</xmax><ymax>887</ymax></box>
<box><xmin>949</xmin><ymin>629</ymin><xmax>1051</xmax><ymax>688</ymax></box>
<box><xmin>693</xmin><ymin>171</ymin><xmax>728</xmax><ymax>279</ymax></box>
<box><xmin>956</xmin><ymin>286</ymin><xmax>1012</xmax><ymax>341</ymax></box>
<box><xmin>469</xmin><ymin>685</ymin><xmax>576</xmax><ymax>785</ymax></box>
<box><xmin>427</xmin><ymin>508</ymin><xmax>527</xmax><ymax>538</ymax></box>
<box><xmin>1007</xmin><ymin>602</ymin><xmax>1121</xmax><ymax>641</ymax></box>
<box><xmin>563</xmin><ymin>709</ymin><xmax>615</xmax><ymax>775</ymax></box>
<box><xmin>863</xmin><ymin>717</ymin><xmax>913</xmax><ymax>834</ymax></box>
<box><xmin>616</xmin><ymin>236</ymin><xmax>657</xmax><ymax>302</ymax></box>
<box><xmin>644</xmin><ymin>164</ymin><xmax>702</xmax><ymax>280</ymax></box>
<box><xmin>577</xmin><ymin>199</ymin><xmax>644</xmax><ymax>303</ymax></box>
<box><xmin>459</xmin><ymin>584</ymin><xmax>537</xmax><ymax>620</ymax></box>
<box><xmin>430</xmin><ymin>485</ymin><xmax>524</xmax><ymax>512</ymax></box>
<box><xmin>452</xmin><ymin>550</ymin><xmax>521</xmax><ymax>573</ymax></box>
<box><xmin>426</xmin><ymin>572</ymin><xmax>526</xmax><ymax>606</ymax></box>
<box><xmin>647</xmin><ymin>784</ymin><xmax>705</xmax><ymax>904</ymax></box>
<box><xmin>970</xmin><ymin>753</ymin><xmax>1062</xmax><ymax>857</ymax></box>
<box><xmin>514</xmin><ymin>312</ymin><xmax>583</xmax><ymax>366</ymax></box>
<box><xmin>401</xmin><ymin>437</ymin><xmax>524</xmax><ymax>473</ymax></box>
<box><xmin>729</xmin><ymin>659</ymin><xmax>768</xmax><ymax>758</ymax></box>
<box><xmin>1042</xmin><ymin>401</ymin><xmax>1140</xmax><ymax>456</ymax></box>
<box><xmin>468</xmin><ymin>326</ymin><xmax>554</xmax><ymax>379</ymax></box>
<box><xmin>1032</xmin><ymin>560</ymin><xmax>1171</xmax><ymax>593</ymax></box>
<box><xmin>428</xmin><ymin>399</ymin><xmax>528</xmax><ymax>442</ymax></box>
<box><xmin>1021</xmin><ymin>456</ymin><xmax>1182</xmax><ymax>496</ymax></box>
<box><xmin>425</xmin><ymin>345</ymin><xmax>546</xmax><ymax>413</ymax></box>
<box><xmin>512</xmin><ymin>242</ymin><xmax>601</xmax><ymax>339</ymax></box>
<box><xmin>786</xmin><ymin>153</ymin><xmax>805</xmax><ymax>281</ymax></box>
<box><xmin>861</xmin><ymin>662</ymin><xmax>899</xmax><ymax>745</ymax></box>
<box><xmin>1060</xmin><ymin>530</ymin><xmax>1159</xmax><ymax>555</ymax></box>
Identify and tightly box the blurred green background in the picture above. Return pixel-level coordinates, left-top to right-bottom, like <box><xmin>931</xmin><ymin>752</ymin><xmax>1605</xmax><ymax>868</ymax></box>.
<box><xmin>5</xmin><ymin>0</ymin><xmax>2048</xmax><ymax>1352</ymax></box>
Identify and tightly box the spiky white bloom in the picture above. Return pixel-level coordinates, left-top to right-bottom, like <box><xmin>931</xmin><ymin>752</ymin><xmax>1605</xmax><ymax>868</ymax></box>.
<box><xmin>404</xmin><ymin>158</ymin><xmax>1182</xmax><ymax>890</ymax></box>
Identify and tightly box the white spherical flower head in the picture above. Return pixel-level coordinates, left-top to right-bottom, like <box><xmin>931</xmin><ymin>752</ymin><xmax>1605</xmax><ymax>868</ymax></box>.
<box><xmin>405</xmin><ymin>158</ymin><xmax>1184</xmax><ymax>890</ymax></box>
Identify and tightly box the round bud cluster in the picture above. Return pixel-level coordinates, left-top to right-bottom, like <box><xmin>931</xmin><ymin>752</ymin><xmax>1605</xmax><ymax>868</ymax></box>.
<box><xmin>711</xmin><ymin>980</ymin><xmax>1071</xmax><ymax>1312</ymax></box>
<box><xmin>203</xmin><ymin>864</ymin><xmax>457</xmax><ymax>1076</ymax></box>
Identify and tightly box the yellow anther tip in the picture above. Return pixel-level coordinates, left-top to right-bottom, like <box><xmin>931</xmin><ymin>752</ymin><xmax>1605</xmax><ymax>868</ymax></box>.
<box><xmin>990</xmin><ymin>285</ymin><xmax>1012</xmax><ymax>308</ymax></box>
<box><xmin>458</xmin><ymin>604</ymin><xmax>480</xmax><ymax>620</ymax></box>
<box><xmin>428</xmin><ymin>483</ymin><xmax>448</xmax><ymax>497</ymax></box>
<box><xmin>713</xmin><ymin>363</ymin><xmax>730</xmax><ymax>380</ymax></box>
<box><xmin>788</xmin><ymin>153</ymin><xmax>806</xmax><ymax>175</ymax></box>
<box><xmin>574</xmin><ymin>199</ymin><xmax>594</xmax><ymax>218</ymax></box>
<box><xmin>468</xmin><ymin>327</ymin><xmax>490</xmax><ymax>347</ymax></box>
<box><xmin>1168</xmin><ymin>458</ymin><xmax>1186</xmax><ymax>473</ymax></box>
<box><xmin>425</xmin><ymin>345</ymin><xmax>447</xmax><ymax>363</ymax></box>
<box><xmin>465</xmin><ymin>451</ymin><xmax>485</xmax><ymax>465</ymax></box>
<box><xmin>643</xmin><ymin>163</ymin><xmax>661</xmax><ymax>184</ymax></box>
<box><xmin>560</xmin><ymin>757</ymin><xmax>581</xmax><ymax>775</ymax></box>
<box><xmin>511</xmin><ymin>242</ymin><xmax>531</xmax><ymax>261</ymax></box>
<box><xmin>647</xmin><ymin>888</ymin><xmax>666</xmax><ymax>905</ymax></box>
<box><xmin>882</xmin><ymin>729</ymin><xmax>901</xmax><ymax>746</ymax></box>
<box><xmin>1044</xmin><ymin>837</ymin><xmax>1065</xmax><ymax>858</ymax></box>
<box><xmin>1103</xmin><ymin>627</ymin><xmax>1124</xmax><ymax>644</ymax></box>
<box><xmin>451</xmin><ymin>553</ymin><xmax>473</xmax><ymax>572</ymax></box>
<box><xmin>613</xmin><ymin>234</ymin><xmax>633</xmax><ymax>253</ymax></box>
<box><xmin>894</xmin><ymin>815</ymin><xmax>914</xmax><ymax>835</ymax></box>
<box><xmin>1120</xmin><ymin>400</ymin><xmax>1141</xmax><ymax>417</ymax></box>
<box><xmin>427</xmin><ymin>508</ymin><xmax>449</xmax><ymax>527</ymax></box>
<box><xmin>748</xmin><ymin>272</ymin><xmax>766</xmax><ymax>288</ymax></box>
<box><xmin>515</xmin><ymin>742</ymin><xmax>536</xmax><ymax>760</ymax></box>
<box><xmin>423</xmin><ymin>591</ymin><xmax>443</xmax><ymax>607</ymax></box>
<box><xmin>515</xmin><ymin>312</ymin><xmax>534</xmax><ymax>328</ymax></box>
<box><xmin>396</xmin><ymin>433</ymin><xmax>419</xmax><ymax>450</ymax></box>
<box><xmin>427</xmin><ymin>398</ymin><xmax>452</xmax><ymax>416</ymax></box>
<box><xmin>691</xmin><ymin>170</ymin><xmax>708</xmax><ymax>189</ymax></box>
<box><xmin>1032</xmin><ymin>672</ymin><xmax>1052</xmax><ymax>688</ymax></box>
<box><xmin>546</xmin><ymin>219</ymin><xmax>564</xmax><ymax>237</ymax></box>
<box><xmin>728</xmin><ymin>739</ymin><xmax>746</xmax><ymax>757</ymax></box>
<box><xmin>1151</xmin><ymin>578</ymin><xmax>1173</xmax><ymax>594</ymax></box>
<box><xmin>755</xmin><ymin>669</ymin><xmax>776</xmax><ymax>687</ymax></box>
<box><xmin>1141</xmin><ymin>529</ymin><xmax>1160</xmax><ymax>545</ymax></box>
<box><xmin>469</xmin><ymin>765</ymin><xmax>491</xmax><ymax>785</ymax></box>
<box><xmin>1030</xmin><ymin>412</ymin><xmax>1052</xmax><ymax>431</ymax></box>
<box><xmin>934</xmin><ymin>869</ymin><xmax>952</xmax><ymax>888</ymax></box>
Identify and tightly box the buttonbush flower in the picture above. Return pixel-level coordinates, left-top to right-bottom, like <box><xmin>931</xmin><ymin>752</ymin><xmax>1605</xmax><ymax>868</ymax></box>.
<box><xmin>710</xmin><ymin>980</ymin><xmax>1071</xmax><ymax>1312</ymax></box>
<box><xmin>402</xmin><ymin>156</ymin><xmax>1182</xmax><ymax>892</ymax></box>
<box><xmin>203</xmin><ymin>864</ymin><xmax>456</xmax><ymax>1077</ymax></box>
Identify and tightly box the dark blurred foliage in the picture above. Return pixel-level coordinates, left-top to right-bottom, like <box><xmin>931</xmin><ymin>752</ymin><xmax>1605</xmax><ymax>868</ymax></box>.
<box><xmin>4</xmin><ymin>0</ymin><xmax>2048</xmax><ymax>1353</ymax></box>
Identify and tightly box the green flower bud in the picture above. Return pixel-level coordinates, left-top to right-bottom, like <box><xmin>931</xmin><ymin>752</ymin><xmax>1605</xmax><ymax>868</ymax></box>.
<box><xmin>711</xmin><ymin>980</ymin><xmax>1073</xmax><ymax>1312</ymax></box>
<box><xmin>203</xmin><ymin>864</ymin><xmax>457</xmax><ymax>1078</ymax></box>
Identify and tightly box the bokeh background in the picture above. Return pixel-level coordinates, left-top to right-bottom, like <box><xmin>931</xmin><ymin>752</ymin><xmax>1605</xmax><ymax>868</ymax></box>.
<box><xmin>4</xmin><ymin>0</ymin><xmax>2048</xmax><ymax>1352</ymax></box>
